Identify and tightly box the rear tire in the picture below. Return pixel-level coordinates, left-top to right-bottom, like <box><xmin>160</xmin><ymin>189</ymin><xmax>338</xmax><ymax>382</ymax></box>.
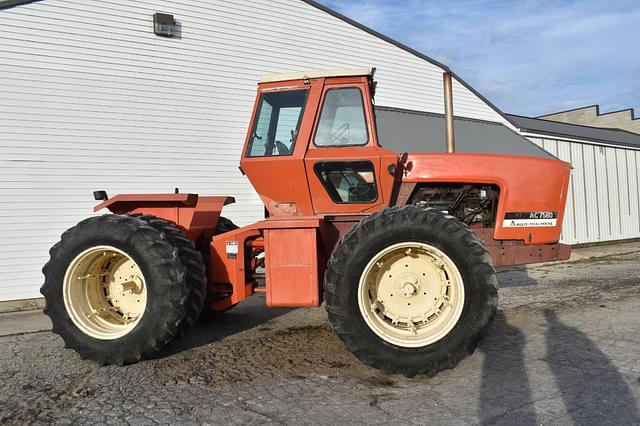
<box><xmin>41</xmin><ymin>214</ymin><xmax>189</xmax><ymax>365</ymax></box>
<box><xmin>135</xmin><ymin>215</ymin><xmax>206</xmax><ymax>335</ymax></box>
<box><xmin>324</xmin><ymin>206</ymin><xmax>498</xmax><ymax>377</ymax></box>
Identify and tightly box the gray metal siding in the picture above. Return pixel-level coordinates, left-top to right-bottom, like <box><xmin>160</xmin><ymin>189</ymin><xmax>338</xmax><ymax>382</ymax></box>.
<box><xmin>526</xmin><ymin>134</ymin><xmax>640</xmax><ymax>244</ymax></box>
<box><xmin>375</xmin><ymin>106</ymin><xmax>554</xmax><ymax>158</ymax></box>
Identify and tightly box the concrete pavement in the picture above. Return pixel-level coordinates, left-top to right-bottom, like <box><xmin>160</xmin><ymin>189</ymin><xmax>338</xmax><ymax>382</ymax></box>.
<box><xmin>0</xmin><ymin>309</ymin><xmax>51</xmax><ymax>336</ymax></box>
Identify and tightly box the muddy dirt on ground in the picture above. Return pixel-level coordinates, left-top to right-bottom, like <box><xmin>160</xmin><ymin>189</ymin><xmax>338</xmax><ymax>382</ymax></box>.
<box><xmin>157</xmin><ymin>322</ymin><xmax>381</xmax><ymax>386</ymax></box>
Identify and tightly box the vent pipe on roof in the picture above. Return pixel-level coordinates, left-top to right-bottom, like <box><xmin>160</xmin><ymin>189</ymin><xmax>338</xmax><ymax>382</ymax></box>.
<box><xmin>443</xmin><ymin>72</ymin><xmax>456</xmax><ymax>153</ymax></box>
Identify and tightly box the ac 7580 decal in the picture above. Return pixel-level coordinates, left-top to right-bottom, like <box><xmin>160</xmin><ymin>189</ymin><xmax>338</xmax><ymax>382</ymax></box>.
<box><xmin>503</xmin><ymin>211</ymin><xmax>558</xmax><ymax>228</ymax></box>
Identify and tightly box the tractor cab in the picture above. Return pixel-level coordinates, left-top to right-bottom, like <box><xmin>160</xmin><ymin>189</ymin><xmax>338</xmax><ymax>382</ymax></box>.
<box><xmin>239</xmin><ymin>68</ymin><xmax>398</xmax><ymax>217</ymax></box>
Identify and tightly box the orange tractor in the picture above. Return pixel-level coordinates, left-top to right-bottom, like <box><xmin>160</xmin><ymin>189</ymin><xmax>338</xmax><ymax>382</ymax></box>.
<box><xmin>42</xmin><ymin>69</ymin><xmax>570</xmax><ymax>377</ymax></box>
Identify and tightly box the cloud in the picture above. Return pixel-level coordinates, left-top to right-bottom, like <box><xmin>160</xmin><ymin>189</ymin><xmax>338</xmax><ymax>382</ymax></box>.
<box><xmin>318</xmin><ymin>0</ymin><xmax>640</xmax><ymax>116</ymax></box>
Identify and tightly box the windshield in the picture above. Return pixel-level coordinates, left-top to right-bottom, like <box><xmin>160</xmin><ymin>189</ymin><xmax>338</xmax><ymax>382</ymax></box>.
<box><xmin>246</xmin><ymin>90</ymin><xmax>308</xmax><ymax>157</ymax></box>
<box><xmin>314</xmin><ymin>88</ymin><xmax>369</xmax><ymax>147</ymax></box>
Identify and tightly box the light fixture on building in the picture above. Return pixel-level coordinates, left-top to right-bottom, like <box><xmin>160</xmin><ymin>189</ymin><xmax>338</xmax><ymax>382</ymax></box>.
<box><xmin>153</xmin><ymin>13</ymin><xmax>176</xmax><ymax>37</ymax></box>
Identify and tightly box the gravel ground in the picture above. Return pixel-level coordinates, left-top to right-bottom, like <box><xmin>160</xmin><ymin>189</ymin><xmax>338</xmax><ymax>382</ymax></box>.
<box><xmin>1</xmin><ymin>250</ymin><xmax>639</xmax><ymax>425</ymax></box>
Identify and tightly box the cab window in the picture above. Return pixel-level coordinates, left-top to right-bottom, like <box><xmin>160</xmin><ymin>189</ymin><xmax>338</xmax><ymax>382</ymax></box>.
<box><xmin>314</xmin><ymin>161</ymin><xmax>377</xmax><ymax>203</ymax></box>
<box><xmin>246</xmin><ymin>90</ymin><xmax>308</xmax><ymax>157</ymax></box>
<box><xmin>314</xmin><ymin>88</ymin><xmax>369</xmax><ymax>147</ymax></box>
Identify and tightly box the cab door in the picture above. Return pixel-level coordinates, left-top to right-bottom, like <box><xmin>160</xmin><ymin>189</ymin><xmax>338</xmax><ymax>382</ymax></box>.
<box><xmin>304</xmin><ymin>79</ymin><xmax>397</xmax><ymax>215</ymax></box>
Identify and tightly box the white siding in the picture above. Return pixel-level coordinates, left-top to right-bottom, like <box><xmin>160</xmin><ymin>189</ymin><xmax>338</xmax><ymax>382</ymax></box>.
<box><xmin>526</xmin><ymin>134</ymin><xmax>640</xmax><ymax>245</ymax></box>
<box><xmin>0</xmin><ymin>0</ymin><xmax>508</xmax><ymax>301</ymax></box>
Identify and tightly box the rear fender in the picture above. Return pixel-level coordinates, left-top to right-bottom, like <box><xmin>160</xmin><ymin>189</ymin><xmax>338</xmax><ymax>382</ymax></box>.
<box><xmin>94</xmin><ymin>193</ymin><xmax>235</xmax><ymax>240</ymax></box>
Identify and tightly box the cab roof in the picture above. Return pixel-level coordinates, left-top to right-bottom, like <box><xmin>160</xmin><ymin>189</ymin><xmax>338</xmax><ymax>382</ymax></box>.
<box><xmin>260</xmin><ymin>67</ymin><xmax>373</xmax><ymax>83</ymax></box>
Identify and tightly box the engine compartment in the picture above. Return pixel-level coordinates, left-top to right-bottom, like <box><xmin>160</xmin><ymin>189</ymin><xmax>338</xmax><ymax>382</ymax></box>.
<box><xmin>409</xmin><ymin>184</ymin><xmax>499</xmax><ymax>227</ymax></box>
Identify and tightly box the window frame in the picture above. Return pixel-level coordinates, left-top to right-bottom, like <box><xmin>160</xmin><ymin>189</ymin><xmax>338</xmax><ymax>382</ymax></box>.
<box><xmin>245</xmin><ymin>88</ymin><xmax>309</xmax><ymax>158</ymax></box>
<box><xmin>313</xmin><ymin>160</ymin><xmax>379</xmax><ymax>204</ymax></box>
<box><xmin>312</xmin><ymin>87</ymin><xmax>370</xmax><ymax>148</ymax></box>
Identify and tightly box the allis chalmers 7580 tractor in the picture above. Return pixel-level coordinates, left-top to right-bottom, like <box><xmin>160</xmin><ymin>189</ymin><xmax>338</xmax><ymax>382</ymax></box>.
<box><xmin>42</xmin><ymin>69</ymin><xmax>570</xmax><ymax>377</ymax></box>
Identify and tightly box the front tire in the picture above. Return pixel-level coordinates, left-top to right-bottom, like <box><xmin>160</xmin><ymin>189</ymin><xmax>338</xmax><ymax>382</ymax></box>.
<box><xmin>41</xmin><ymin>215</ymin><xmax>189</xmax><ymax>365</ymax></box>
<box><xmin>324</xmin><ymin>206</ymin><xmax>498</xmax><ymax>377</ymax></box>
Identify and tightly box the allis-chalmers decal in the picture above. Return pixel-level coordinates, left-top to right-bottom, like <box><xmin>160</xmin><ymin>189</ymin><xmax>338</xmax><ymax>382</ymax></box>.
<box><xmin>503</xmin><ymin>211</ymin><xmax>558</xmax><ymax>228</ymax></box>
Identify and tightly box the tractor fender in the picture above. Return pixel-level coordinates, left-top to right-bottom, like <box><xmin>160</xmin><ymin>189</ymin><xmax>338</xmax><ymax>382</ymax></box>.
<box><xmin>94</xmin><ymin>193</ymin><xmax>235</xmax><ymax>240</ymax></box>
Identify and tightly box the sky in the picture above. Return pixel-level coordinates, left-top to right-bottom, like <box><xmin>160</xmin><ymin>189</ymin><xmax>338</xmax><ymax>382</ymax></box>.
<box><xmin>318</xmin><ymin>0</ymin><xmax>640</xmax><ymax>117</ymax></box>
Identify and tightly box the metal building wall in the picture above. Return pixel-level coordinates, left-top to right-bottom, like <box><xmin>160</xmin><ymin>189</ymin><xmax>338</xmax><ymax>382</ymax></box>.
<box><xmin>525</xmin><ymin>134</ymin><xmax>640</xmax><ymax>245</ymax></box>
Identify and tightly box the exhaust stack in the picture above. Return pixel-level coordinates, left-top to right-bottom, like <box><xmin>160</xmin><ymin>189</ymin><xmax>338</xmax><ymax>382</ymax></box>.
<box><xmin>443</xmin><ymin>72</ymin><xmax>456</xmax><ymax>153</ymax></box>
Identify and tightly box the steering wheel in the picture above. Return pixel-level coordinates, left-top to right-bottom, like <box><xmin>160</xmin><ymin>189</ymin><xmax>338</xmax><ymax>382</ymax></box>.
<box><xmin>348</xmin><ymin>184</ymin><xmax>371</xmax><ymax>197</ymax></box>
<box><xmin>346</xmin><ymin>172</ymin><xmax>371</xmax><ymax>197</ymax></box>
<box><xmin>330</xmin><ymin>123</ymin><xmax>350</xmax><ymax>145</ymax></box>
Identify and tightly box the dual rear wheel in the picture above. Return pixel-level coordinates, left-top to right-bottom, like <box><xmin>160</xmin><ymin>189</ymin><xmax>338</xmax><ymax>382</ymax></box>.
<box><xmin>41</xmin><ymin>214</ymin><xmax>221</xmax><ymax>365</ymax></box>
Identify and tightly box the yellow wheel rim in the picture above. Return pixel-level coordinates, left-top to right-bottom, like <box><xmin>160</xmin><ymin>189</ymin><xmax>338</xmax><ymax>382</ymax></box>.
<box><xmin>358</xmin><ymin>242</ymin><xmax>465</xmax><ymax>348</ymax></box>
<box><xmin>63</xmin><ymin>245</ymin><xmax>147</xmax><ymax>340</ymax></box>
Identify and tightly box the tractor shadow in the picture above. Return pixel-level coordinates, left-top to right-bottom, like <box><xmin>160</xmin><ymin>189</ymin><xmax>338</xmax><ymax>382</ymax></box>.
<box><xmin>478</xmin><ymin>311</ymin><xmax>536</xmax><ymax>425</ymax></box>
<box><xmin>152</xmin><ymin>294</ymin><xmax>293</xmax><ymax>359</ymax></box>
